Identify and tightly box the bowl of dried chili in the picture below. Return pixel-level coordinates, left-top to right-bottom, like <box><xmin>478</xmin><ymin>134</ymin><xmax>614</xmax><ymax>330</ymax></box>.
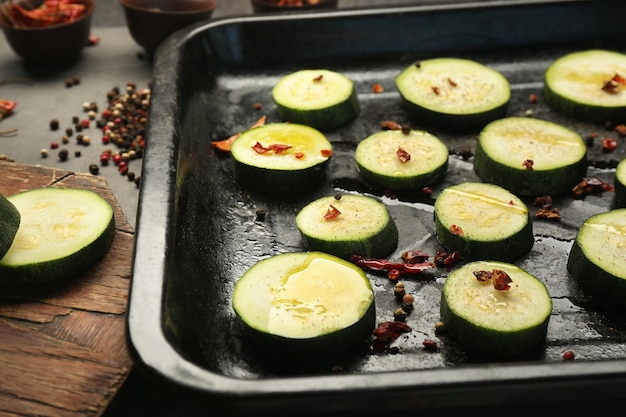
<box><xmin>0</xmin><ymin>0</ymin><xmax>94</xmax><ymax>64</ymax></box>
<box><xmin>119</xmin><ymin>0</ymin><xmax>216</xmax><ymax>58</ymax></box>
<box><xmin>250</xmin><ymin>0</ymin><xmax>338</xmax><ymax>13</ymax></box>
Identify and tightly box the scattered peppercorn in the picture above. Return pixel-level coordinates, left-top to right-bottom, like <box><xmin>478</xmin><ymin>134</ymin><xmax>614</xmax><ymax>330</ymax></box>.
<box><xmin>74</xmin><ymin>150</ymin><xmax>81</xmax><ymax>157</ymax></box>
<box><xmin>394</xmin><ymin>282</ymin><xmax>406</xmax><ymax>300</ymax></box>
<box><xmin>422</xmin><ymin>339</ymin><xmax>438</xmax><ymax>352</ymax></box>
<box><xmin>50</xmin><ymin>141</ymin><xmax>59</xmax><ymax>149</ymax></box>
<box><xmin>562</xmin><ymin>350</ymin><xmax>575</xmax><ymax>361</ymax></box>
<box><xmin>58</xmin><ymin>148</ymin><xmax>69</xmax><ymax>161</ymax></box>
<box><xmin>65</xmin><ymin>127</ymin><xmax>73</xmax><ymax>136</ymax></box>
<box><xmin>40</xmin><ymin>148</ymin><xmax>48</xmax><ymax>158</ymax></box>
<box><xmin>393</xmin><ymin>307</ymin><xmax>407</xmax><ymax>322</ymax></box>
<box><xmin>49</xmin><ymin>118</ymin><xmax>60</xmax><ymax>130</ymax></box>
<box><xmin>89</xmin><ymin>164</ymin><xmax>99</xmax><ymax>175</ymax></box>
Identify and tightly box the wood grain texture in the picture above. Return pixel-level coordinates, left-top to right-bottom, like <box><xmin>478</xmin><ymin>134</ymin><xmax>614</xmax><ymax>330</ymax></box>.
<box><xmin>0</xmin><ymin>161</ymin><xmax>134</xmax><ymax>417</ymax></box>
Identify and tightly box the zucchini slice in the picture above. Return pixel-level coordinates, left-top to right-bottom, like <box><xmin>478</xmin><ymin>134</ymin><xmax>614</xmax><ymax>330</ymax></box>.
<box><xmin>440</xmin><ymin>260</ymin><xmax>552</xmax><ymax>357</ymax></box>
<box><xmin>615</xmin><ymin>158</ymin><xmax>626</xmax><ymax>208</ymax></box>
<box><xmin>354</xmin><ymin>129</ymin><xmax>449</xmax><ymax>190</ymax></box>
<box><xmin>232</xmin><ymin>251</ymin><xmax>376</xmax><ymax>360</ymax></box>
<box><xmin>434</xmin><ymin>182</ymin><xmax>534</xmax><ymax>262</ymax></box>
<box><xmin>272</xmin><ymin>69</ymin><xmax>360</xmax><ymax>131</ymax></box>
<box><xmin>395</xmin><ymin>57</ymin><xmax>510</xmax><ymax>131</ymax></box>
<box><xmin>567</xmin><ymin>208</ymin><xmax>626</xmax><ymax>309</ymax></box>
<box><xmin>473</xmin><ymin>116</ymin><xmax>587</xmax><ymax>196</ymax></box>
<box><xmin>544</xmin><ymin>49</ymin><xmax>626</xmax><ymax>123</ymax></box>
<box><xmin>0</xmin><ymin>192</ymin><xmax>20</xmax><ymax>259</ymax></box>
<box><xmin>0</xmin><ymin>188</ymin><xmax>115</xmax><ymax>286</ymax></box>
<box><xmin>296</xmin><ymin>193</ymin><xmax>398</xmax><ymax>260</ymax></box>
<box><xmin>230</xmin><ymin>123</ymin><xmax>333</xmax><ymax>197</ymax></box>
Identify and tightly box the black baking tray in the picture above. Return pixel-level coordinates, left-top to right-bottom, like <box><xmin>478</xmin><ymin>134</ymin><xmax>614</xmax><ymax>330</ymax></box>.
<box><xmin>128</xmin><ymin>0</ymin><xmax>626</xmax><ymax>413</ymax></box>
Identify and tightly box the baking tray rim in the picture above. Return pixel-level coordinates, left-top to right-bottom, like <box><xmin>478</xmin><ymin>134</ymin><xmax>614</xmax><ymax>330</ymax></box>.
<box><xmin>127</xmin><ymin>0</ymin><xmax>626</xmax><ymax>405</ymax></box>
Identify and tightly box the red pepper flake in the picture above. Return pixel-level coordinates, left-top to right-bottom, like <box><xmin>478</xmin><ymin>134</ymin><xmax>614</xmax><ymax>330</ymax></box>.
<box><xmin>573</xmin><ymin>176</ymin><xmax>615</xmax><ymax>198</ymax></box>
<box><xmin>529</xmin><ymin>93</ymin><xmax>539</xmax><ymax>103</ymax></box>
<box><xmin>402</xmin><ymin>250</ymin><xmax>430</xmax><ymax>263</ymax></box>
<box><xmin>253</xmin><ymin>102</ymin><xmax>263</xmax><ymax>110</ymax></box>
<box><xmin>447</xmin><ymin>78</ymin><xmax>457</xmax><ymax>87</ymax></box>
<box><xmin>323</xmin><ymin>204</ymin><xmax>341</xmax><ymax>220</ymax></box>
<box><xmin>252</xmin><ymin>142</ymin><xmax>292</xmax><ymax>154</ymax></box>
<box><xmin>522</xmin><ymin>159</ymin><xmax>534</xmax><ymax>170</ymax></box>
<box><xmin>421</xmin><ymin>186</ymin><xmax>432</xmax><ymax>196</ymax></box>
<box><xmin>434</xmin><ymin>249</ymin><xmax>462</xmax><ymax>267</ymax></box>
<box><xmin>372</xmin><ymin>83</ymin><xmax>384</xmax><ymax>93</ymax></box>
<box><xmin>320</xmin><ymin>149</ymin><xmax>333</xmax><ymax>157</ymax></box>
<box><xmin>536</xmin><ymin>208</ymin><xmax>561</xmax><ymax>220</ymax></box>
<box><xmin>211</xmin><ymin>115</ymin><xmax>267</xmax><ymax>152</ymax></box>
<box><xmin>602</xmin><ymin>73</ymin><xmax>626</xmax><ymax>94</ymax></box>
<box><xmin>372</xmin><ymin>321</ymin><xmax>412</xmax><ymax>345</ymax></box>
<box><xmin>397</xmin><ymin>146</ymin><xmax>411</xmax><ymax>163</ymax></box>
<box><xmin>294</xmin><ymin>152</ymin><xmax>304</xmax><ymax>159</ymax></box>
<box><xmin>473</xmin><ymin>269</ymin><xmax>512</xmax><ymax>291</ymax></box>
<box><xmin>87</xmin><ymin>34</ymin><xmax>100</xmax><ymax>46</ymax></box>
<box><xmin>533</xmin><ymin>195</ymin><xmax>553</xmax><ymax>209</ymax></box>
<box><xmin>0</xmin><ymin>99</ymin><xmax>17</xmax><ymax>122</ymax></box>
<box><xmin>601</xmin><ymin>137</ymin><xmax>617</xmax><ymax>152</ymax></box>
<box><xmin>350</xmin><ymin>255</ymin><xmax>435</xmax><ymax>277</ymax></box>
<box><xmin>449</xmin><ymin>224</ymin><xmax>464</xmax><ymax>236</ymax></box>
<box><xmin>380</xmin><ymin>120</ymin><xmax>403</xmax><ymax>130</ymax></box>
<box><xmin>312</xmin><ymin>74</ymin><xmax>324</xmax><ymax>82</ymax></box>
<box><xmin>432</xmin><ymin>86</ymin><xmax>440</xmax><ymax>95</ymax></box>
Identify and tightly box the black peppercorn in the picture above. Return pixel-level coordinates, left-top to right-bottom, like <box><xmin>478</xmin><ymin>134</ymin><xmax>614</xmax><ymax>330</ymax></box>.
<box><xmin>49</xmin><ymin>118</ymin><xmax>60</xmax><ymax>130</ymax></box>
<box><xmin>89</xmin><ymin>164</ymin><xmax>99</xmax><ymax>175</ymax></box>
<box><xmin>58</xmin><ymin>149</ymin><xmax>69</xmax><ymax>162</ymax></box>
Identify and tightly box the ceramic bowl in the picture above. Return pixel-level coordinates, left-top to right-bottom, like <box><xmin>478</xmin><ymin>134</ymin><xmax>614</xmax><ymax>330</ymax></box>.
<box><xmin>250</xmin><ymin>0</ymin><xmax>338</xmax><ymax>13</ymax></box>
<box><xmin>0</xmin><ymin>0</ymin><xmax>94</xmax><ymax>64</ymax></box>
<box><xmin>119</xmin><ymin>0</ymin><xmax>216</xmax><ymax>57</ymax></box>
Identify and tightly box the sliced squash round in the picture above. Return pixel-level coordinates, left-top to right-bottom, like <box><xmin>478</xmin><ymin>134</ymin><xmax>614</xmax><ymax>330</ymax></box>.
<box><xmin>0</xmin><ymin>187</ymin><xmax>115</xmax><ymax>286</ymax></box>
<box><xmin>567</xmin><ymin>208</ymin><xmax>626</xmax><ymax>308</ymax></box>
<box><xmin>615</xmin><ymin>158</ymin><xmax>626</xmax><ymax>208</ymax></box>
<box><xmin>544</xmin><ymin>49</ymin><xmax>626</xmax><ymax>123</ymax></box>
<box><xmin>440</xmin><ymin>260</ymin><xmax>552</xmax><ymax>357</ymax></box>
<box><xmin>296</xmin><ymin>193</ymin><xmax>398</xmax><ymax>260</ymax></box>
<box><xmin>354</xmin><ymin>129</ymin><xmax>449</xmax><ymax>191</ymax></box>
<box><xmin>230</xmin><ymin>123</ymin><xmax>333</xmax><ymax>197</ymax></box>
<box><xmin>0</xmin><ymin>192</ymin><xmax>20</xmax><ymax>259</ymax></box>
<box><xmin>473</xmin><ymin>116</ymin><xmax>587</xmax><ymax>196</ymax></box>
<box><xmin>272</xmin><ymin>69</ymin><xmax>360</xmax><ymax>131</ymax></box>
<box><xmin>232</xmin><ymin>251</ymin><xmax>376</xmax><ymax>360</ymax></box>
<box><xmin>434</xmin><ymin>182</ymin><xmax>534</xmax><ymax>262</ymax></box>
<box><xmin>395</xmin><ymin>57</ymin><xmax>510</xmax><ymax>131</ymax></box>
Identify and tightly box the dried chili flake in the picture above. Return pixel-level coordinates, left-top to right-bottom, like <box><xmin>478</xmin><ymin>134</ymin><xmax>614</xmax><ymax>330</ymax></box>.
<box><xmin>572</xmin><ymin>177</ymin><xmax>615</xmax><ymax>198</ymax></box>
<box><xmin>473</xmin><ymin>270</ymin><xmax>493</xmax><ymax>282</ymax></box>
<box><xmin>432</xmin><ymin>86</ymin><xmax>441</xmax><ymax>95</ymax></box>
<box><xmin>294</xmin><ymin>152</ymin><xmax>304</xmax><ymax>159</ymax></box>
<box><xmin>323</xmin><ymin>204</ymin><xmax>341</xmax><ymax>220</ymax></box>
<box><xmin>449</xmin><ymin>224</ymin><xmax>464</xmax><ymax>236</ymax></box>
<box><xmin>601</xmin><ymin>137</ymin><xmax>617</xmax><ymax>152</ymax></box>
<box><xmin>492</xmin><ymin>269</ymin><xmax>513</xmax><ymax>290</ymax></box>
<box><xmin>447</xmin><ymin>78</ymin><xmax>457</xmax><ymax>87</ymax></box>
<box><xmin>421</xmin><ymin>186</ymin><xmax>433</xmax><ymax>196</ymax></box>
<box><xmin>252</xmin><ymin>142</ymin><xmax>292</xmax><ymax>154</ymax></box>
<box><xmin>350</xmin><ymin>255</ymin><xmax>435</xmax><ymax>276</ymax></box>
<box><xmin>397</xmin><ymin>146</ymin><xmax>411</xmax><ymax>163</ymax></box>
<box><xmin>602</xmin><ymin>73</ymin><xmax>626</xmax><ymax>94</ymax></box>
<box><xmin>536</xmin><ymin>208</ymin><xmax>561</xmax><ymax>220</ymax></box>
<box><xmin>313</xmin><ymin>74</ymin><xmax>324</xmax><ymax>82</ymax></box>
<box><xmin>0</xmin><ymin>100</ymin><xmax>17</xmax><ymax>121</ymax></box>
<box><xmin>380</xmin><ymin>120</ymin><xmax>403</xmax><ymax>130</ymax></box>
<box><xmin>522</xmin><ymin>159</ymin><xmax>534</xmax><ymax>170</ymax></box>
<box><xmin>402</xmin><ymin>250</ymin><xmax>430</xmax><ymax>264</ymax></box>
<box><xmin>372</xmin><ymin>321</ymin><xmax>412</xmax><ymax>344</ymax></box>
<box><xmin>434</xmin><ymin>249</ymin><xmax>462</xmax><ymax>267</ymax></box>
<box><xmin>533</xmin><ymin>195</ymin><xmax>553</xmax><ymax>209</ymax></box>
<box><xmin>372</xmin><ymin>83</ymin><xmax>384</xmax><ymax>93</ymax></box>
<box><xmin>529</xmin><ymin>93</ymin><xmax>539</xmax><ymax>103</ymax></box>
<box><xmin>211</xmin><ymin>115</ymin><xmax>266</xmax><ymax>152</ymax></box>
<box><xmin>320</xmin><ymin>149</ymin><xmax>333</xmax><ymax>157</ymax></box>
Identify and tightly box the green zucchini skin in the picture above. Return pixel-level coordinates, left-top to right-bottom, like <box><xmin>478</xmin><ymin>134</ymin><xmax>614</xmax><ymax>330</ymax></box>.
<box><xmin>0</xmin><ymin>188</ymin><xmax>115</xmax><ymax>286</ymax></box>
<box><xmin>272</xmin><ymin>69</ymin><xmax>360</xmax><ymax>131</ymax></box>
<box><xmin>473</xmin><ymin>117</ymin><xmax>588</xmax><ymax>197</ymax></box>
<box><xmin>230</xmin><ymin>123</ymin><xmax>333</xmax><ymax>197</ymax></box>
<box><xmin>567</xmin><ymin>209</ymin><xmax>626</xmax><ymax>309</ymax></box>
<box><xmin>434</xmin><ymin>182</ymin><xmax>534</xmax><ymax>262</ymax></box>
<box><xmin>395</xmin><ymin>57</ymin><xmax>510</xmax><ymax>132</ymax></box>
<box><xmin>615</xmin><ymin>158</ymin><xmax>626</xmax><ymax>208</ymax></box>
<box><xmin>296</xmin><ymin>194</ymin><xmax>399</xmax><ymax>260</ymax></box>
<box><xmin>440</xmin><ymin>260</ymin><xmax>552</xmax><ymax>357</ymax></box>
<box><xmin>0</xmin><ymin>193</ymin><xmax>20</xmax><ymax>260</ymax></box>
<box><xmin>232</xmin><ymin>251</ymin><xmax>376</xmax><ymax>361</ymax></box>
<box><xmin>354</xmin><ymin>129</ymin><xmax>449</xmax><ymax>191</ymax></box>
<box><xmin>544</xmin><ymin>49</ymin><xmax>626</xmax><ymax>124</ymax></box>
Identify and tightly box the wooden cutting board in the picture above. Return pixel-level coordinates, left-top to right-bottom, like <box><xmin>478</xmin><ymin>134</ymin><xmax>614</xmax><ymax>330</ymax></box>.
<box><xmin>0</xmin><ymin>161</ymin><xmax>134</xmax><ymax>417</ymax></box>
